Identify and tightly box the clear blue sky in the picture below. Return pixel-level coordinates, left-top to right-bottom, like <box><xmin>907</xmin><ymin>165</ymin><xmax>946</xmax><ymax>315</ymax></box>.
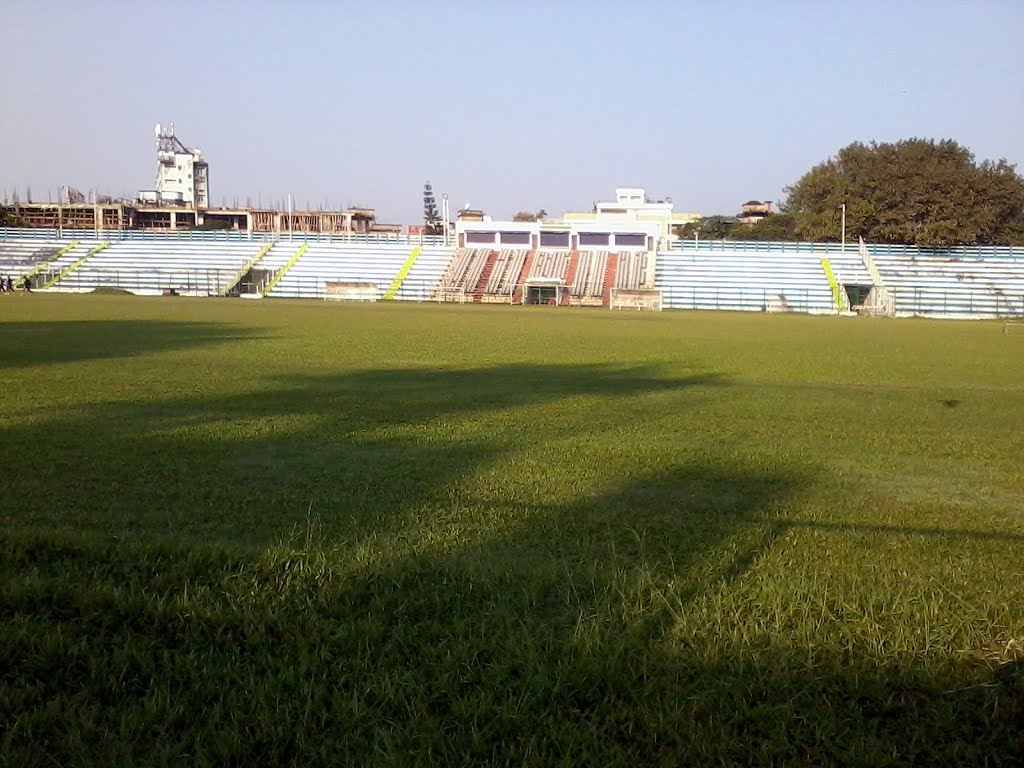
<box><xmin>2</xmin><ymin>0</ymin><xmax>1022</xmax><ymax>224</ymax></box>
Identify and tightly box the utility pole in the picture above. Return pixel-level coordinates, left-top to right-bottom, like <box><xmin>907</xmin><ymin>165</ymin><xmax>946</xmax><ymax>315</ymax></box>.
<box><xmin>841</xmin><ymin>203</ymin><xmax>847</xmax><ymax>254</ymax></box>
<box><xmin>442</xmin><ymin>194</ymin><xmax>450</xmax><ymax>245</ymax></box>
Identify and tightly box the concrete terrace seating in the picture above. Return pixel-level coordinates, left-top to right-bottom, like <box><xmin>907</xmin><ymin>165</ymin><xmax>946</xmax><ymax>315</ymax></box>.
<box><xmin>394</xmin><ymin>245</ymin><xmax>455</xmax><ymax>301</ymax></box>
<box><xmin>53</xmin><ymin>240</ymin><xmax>261</xmax><ymax>296</ymax></box>
<box><xmin>266</xmin><ymin>243</ymin><xmax>412</xmax><ymax>299</ymax></box>
<box><xmin>438</xmin><ymin>248</ymin><xmax>490</xmax><ymax>297</ymax></box>
<box><xmin>9</xmin><ymin>227</ymin><xmax>1021</xmax><ymax>320</ymax></box>
<box><xmin>36</xmin><ymin>242</ymin><xmax>100</xmax><ymax>286</ymax></box>
<box><xmin>485</xmin><ymin>249</ymin><xmax>528</xmax><ymax>296</ymax></box>
<box><xmin>871</xmin><ymin>250</ymin><xmax>1024</xmax><ymax>318</ymax></box>
<box><xmin>656</xmin><ymin>248</ymin><xmax>834</xmax><ymax>313</ymax></box>
<box><xmin>827</xmin><ymin>251</ymin><xmax>873</xmax><ymax>286</ymax></box>
<box><xmin>529</xmin><ymin>250</ymin><xmax>569</xmax><ymax>280</ymax></box>
<box><xmin>0</xmin><ymin>241</ymin><xmax>63</xmax><ymax>279</ymax></box>
<box><xmin>251</xmin><ymin>241</ymin><xmax>307</xmax><ymax>294</ymax></box>
<box><xmin>571</xmin><ymin>250</ymin><xmax>608</xmax><ymax>297</ymax></box>
<box><xmin>614</xmin><ymin>252</ymin><xmax>649</xmax><ymax>290</ymax></box>
<box><xmin>259</xmin><ymin>241</ymin><xmax>306</xmax><ymax>274</ymax></box>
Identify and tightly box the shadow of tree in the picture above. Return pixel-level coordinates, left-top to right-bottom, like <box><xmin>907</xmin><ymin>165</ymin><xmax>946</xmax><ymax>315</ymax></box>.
<box><xmin>0</xmin><ymin>363</ymin><xmax>724</xmax><ymax>545</ymax></box>
<box><xmin>2</xmin><ymin>361</ymin><xmax>1021</xmax><ymax>765</ymax></box>
<box><xmin>0</xmin><ymin>320</ymin><xmax>262</xmax><ymax>368</ymax></box>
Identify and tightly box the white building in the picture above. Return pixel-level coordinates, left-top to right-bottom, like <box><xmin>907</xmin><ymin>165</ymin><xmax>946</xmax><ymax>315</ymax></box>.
<box><xmin>139</xmin><ymin>123</ymin><xmax>209</xmax><ymax>208</ymax></box>
<box><xmin>453</xmin><ymin>188</ymin><xmax>700</xmax><ymax>252</ymax></box>
<box><xmin>563</xmin><ymin>187</ymin><xmax>700</xmax><ymax>242</ymax></box>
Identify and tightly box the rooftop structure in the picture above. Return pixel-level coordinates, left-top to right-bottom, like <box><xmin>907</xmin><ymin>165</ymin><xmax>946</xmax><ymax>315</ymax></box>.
<box><xmin>138</xmin><ymin>123</ymin><xmax>209</xmax><ymax>208</ymax></box>
<box><xmin>455</xmin><ymin>188</ymin><xmax>701</xmax><ymax>251</ymax></box>
<box><xmin>1</xmin><ymin>124</ymin><xmax>387</xmax><ymax>235</ymax></box>
<box><xmin>737</xmin><ymin>200</ymin><xmax>773</xmax><ymax>225</ymax></box>
<box><xmin>563</xmin><ymin>187</ymin><xmax>700</xmax><ymax>239</ymax></box>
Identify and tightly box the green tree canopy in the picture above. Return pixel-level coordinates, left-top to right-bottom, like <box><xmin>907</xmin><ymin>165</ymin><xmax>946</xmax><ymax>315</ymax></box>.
<box><xmin>677</xmin><ymin>216</ymin><xmax>739</xmax><ymax>241</ymax></box>
<box><xmin>423</xmin><ymin>182</ymin><xmax>443</xmax><ymax>235</ymax></box>
<box><xmin>0</xmin><ymin>206</ymin><xmax>25</xmax><ymax>227</ymax></box>
<box><xmin>730</xmin><ymin>212</ymin><xmax>799</xmax><ymax>242</ymax></box>
<box><xmin>784</xmin><ymin>139</ymin><xmax>1024</xmax><ymax>246</ymax></box>
<box><xmin>512</xmin><ymin>210</ymin><xmax>547</xmax><ymax>222</ymax></box>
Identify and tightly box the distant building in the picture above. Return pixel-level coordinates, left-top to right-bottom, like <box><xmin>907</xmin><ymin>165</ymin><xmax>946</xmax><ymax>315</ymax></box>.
<box><xmin>138</xmin><ymin>123</ymin><xmax>209</xmax><ymax>209</ymax></box>
<box><xmin>454</xmin><ymin>187</ymin><xmax>700</xmax><ymax>254</ymax></box>
<box><xmin>562</xmin><ymin>187</ymin><xmax>700</xmax><ymax>242</ymax></box>
<box><xmin>456</xmin><ymin>208</ymin><xmax>487</xmax><ymax>222</ymax></box>
<box><xmin>737</xmin><ymin>200</ymin><xmax>773</xmax><ymax>226</ymax></box>
<box><xmin>1</xmin><ymin>123</ymin><xmax>386</xmax><ymax>235</ymax></box>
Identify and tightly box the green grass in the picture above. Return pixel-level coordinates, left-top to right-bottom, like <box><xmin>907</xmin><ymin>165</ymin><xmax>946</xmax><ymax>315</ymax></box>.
<box><xmin>2</xmin><ymin>294</ymin><xmax>1023</xmax><ymax>766</ymax></box>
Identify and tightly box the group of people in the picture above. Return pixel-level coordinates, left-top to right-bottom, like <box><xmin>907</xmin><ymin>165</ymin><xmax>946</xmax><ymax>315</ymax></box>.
<box><xmin>0</xmin><ymin>275</ymin><xmax>30</xmax><ymax>293</ymax></box>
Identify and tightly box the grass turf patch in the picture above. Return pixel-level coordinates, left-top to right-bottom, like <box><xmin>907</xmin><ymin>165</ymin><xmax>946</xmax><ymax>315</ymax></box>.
<box><xmin>1</xmin><ymin>294</ymin><xmax>1023</xmax><ymax>765</ymax></box>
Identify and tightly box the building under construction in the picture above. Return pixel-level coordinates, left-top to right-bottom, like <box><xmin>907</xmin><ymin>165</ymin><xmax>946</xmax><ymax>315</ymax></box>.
<box><xmin>1</xmin><ymin>124</ymin><xmax>392</xmax><ymax>236</ymax></box>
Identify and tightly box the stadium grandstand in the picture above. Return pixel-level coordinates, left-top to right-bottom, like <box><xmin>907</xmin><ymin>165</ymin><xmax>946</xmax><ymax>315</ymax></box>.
<box><xmin>3</xmin><ymin>216</ymin><xmax>1023</xmax><ymax>319</ymax></box>
<box><xmin>2</xmin><ymin>124</ymin><xmax>1022</xmax><ymax>318</ymax></box>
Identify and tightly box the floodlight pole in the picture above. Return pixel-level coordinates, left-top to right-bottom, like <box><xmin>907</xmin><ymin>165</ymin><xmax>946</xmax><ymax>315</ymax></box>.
<box><xmin>442</xmin><ymin>194</ymin><xmax>450</xmax><ymax>245</ymax></box>
<box><xmin>841</xmin><ymin>203</ymin><xmax>846</xmax><ymax>255</ymax></box>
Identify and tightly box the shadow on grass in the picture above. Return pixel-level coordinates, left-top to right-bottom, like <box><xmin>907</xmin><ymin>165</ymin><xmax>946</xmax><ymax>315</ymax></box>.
<box><xmin>787</xmin><ymin>518</ymin><xmax>1024</xmax><ymax>543</ymax></box>
<box><xmin>3</xmin><ymin>465</ymin><xmax>1020</xmax><ymax>765</ymax></box>
<box><xmin>0</xmin><ymin>320</ymin><xmax>260</xmax><ymax>368</ymax></box>
<box><xmin>1</xmin><ymin>362</ymin><xmax>724</xmax><ymax>545</ymax></box>
<box><xmin>1</xmin><ymin>362</ymin><xmax>1021</xmax><ymax>764</ymax></box>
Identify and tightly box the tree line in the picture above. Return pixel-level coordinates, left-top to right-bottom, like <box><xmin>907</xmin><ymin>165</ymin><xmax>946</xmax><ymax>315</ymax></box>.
<box><xmin>681</xmin><ymin>139</ymin><xmax>1024</xmax><ymax>247</ymax></box>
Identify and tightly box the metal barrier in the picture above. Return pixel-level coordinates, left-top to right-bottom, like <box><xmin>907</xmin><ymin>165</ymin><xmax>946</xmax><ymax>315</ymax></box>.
<box><xmin>658</xmin><ymin>285</ymin><xmax>823</xmax><ymax>314</ymax></box>
<box><xmin>4</xmin><ymin>228</ymin><xmax>1019</xmax><ymax>258</ymax></box>
<box><xmin>899</xmin><ymin>289</ymin><xmax>1024</xmax><ymax>318</ymax></box>
<box><xmin>657</xmin><ymin>284</ymin><xmax>1024</xmax><ymax>317</ymax></box>
<box><xmin>31</xmin><ymin>266</ymin><xmax>1024</xmax><ymax>319</ymax></box>
<box><xmin>260</xmin><ymin>274</ymin><xmax>442</xmax><ymax>302</ymax></box>
<box><xmin>670</xmin><ymin>239</ymin><xmax>1023</xmax><ymax>259</ymax></box>
<box><xmin>46</xmin><ymin>268</ymin><xmax>234</xmax><ymax>296</ymax></box>
<box><xmin>0</xmin><ymin>227</ymin><xmax>448</xmax><ymax>247</ymax></box>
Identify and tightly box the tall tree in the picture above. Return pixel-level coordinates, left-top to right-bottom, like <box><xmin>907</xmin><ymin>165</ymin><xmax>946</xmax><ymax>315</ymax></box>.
<box><xmin>0</xmin><ymin>206</ymin><xmax>25</xmax><ymax>227</ymax></box>
<box><xmin>784</xmin><ymin>139</ymin><xmax>1024</xmax><ymax>246</ymax></box>
<box><xmin>423</xmin><ymin>182</ymin><xmax>441</xmax><ymax>233</ymax></box>
<box><xmin>730</xmin><ymin>212</ymin><xmax>799</xmax><ymax>242</ymax></box>
<box><xmin>677</xmin><ymin>216</ymin><xmax>738</xmax><ymax>241</ymax></box>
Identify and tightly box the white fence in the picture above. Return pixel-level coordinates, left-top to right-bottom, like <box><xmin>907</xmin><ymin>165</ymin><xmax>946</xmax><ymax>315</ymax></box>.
<box><xmin>609</xmin><ymin>288</ymin><xmax>662</xmax><ymax>311</ymax></box>
<box><xmin>324</xmin><ymin>281</ymin><xmax>377</xmax><ymax>302</ymax></box>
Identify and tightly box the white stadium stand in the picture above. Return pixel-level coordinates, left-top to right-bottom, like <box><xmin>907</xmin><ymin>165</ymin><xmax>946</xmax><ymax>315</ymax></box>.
<box><xmin>0</xmin><ymin>227</ymin><xmax>1019</xmax><ymax>319</ymax></box>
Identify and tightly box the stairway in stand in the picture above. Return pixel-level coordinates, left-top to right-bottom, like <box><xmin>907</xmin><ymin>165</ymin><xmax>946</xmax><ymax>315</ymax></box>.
<box><xmin>602</xmin><ymin>252</ymin><xmax>620</xmax><ymax>306</ymax></box>
<box><xmin>561</xmin><ymin>249</ymin><xmax>580</xmax><ymax>305</ymax></box>
<box><xmin>511</xmin><ymin>248</ymin><xmax>537</xmax><ymax>304</ymax></box>
<box><xmin>471</xmin><ymin>250</ymin><xmax>499</xmax><ymax>302</ymax></box>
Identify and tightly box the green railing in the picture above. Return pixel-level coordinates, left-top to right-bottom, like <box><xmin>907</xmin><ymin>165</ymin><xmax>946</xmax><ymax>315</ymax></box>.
<box><xmin>670</xmin><ymin>239</ymin><xmax>1024</xmax><ymax>259</ymax></box>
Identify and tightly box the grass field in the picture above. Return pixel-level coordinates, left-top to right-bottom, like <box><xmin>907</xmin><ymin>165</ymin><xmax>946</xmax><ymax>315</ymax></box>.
<box><xmin>2</xmin><ymin>293</ymin><xmax>1023</xmax><ymax>766</ymax></box>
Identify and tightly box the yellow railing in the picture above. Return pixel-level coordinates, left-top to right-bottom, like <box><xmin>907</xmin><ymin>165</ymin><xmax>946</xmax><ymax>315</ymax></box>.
<box><xmin>262</xmin><ymin>243</ymin><xmax>308</xmax><ymax>296</ymax></box>
<box><xmin>382</xmin><ymin>247</ymin><xmax>421</xmax><ymax>300</ymax></box>
<box><xmin>221</xmin><ymin>241</ymin><xmax>275</xmax><ymax>296</ymax></box>
<box><xmin>821</xmin><ymin>257</ymin><xmax>846</xmax><ymax>311</ymax></box>
<box><xmin>42</xmin><ymin>241</ymin><xmax>109</xmax><ymax>289</ymax></box>
<box><xmin>24</xmin><ymin>240</ymin><xmax>80</xmax><ymax>281</ymax></box>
